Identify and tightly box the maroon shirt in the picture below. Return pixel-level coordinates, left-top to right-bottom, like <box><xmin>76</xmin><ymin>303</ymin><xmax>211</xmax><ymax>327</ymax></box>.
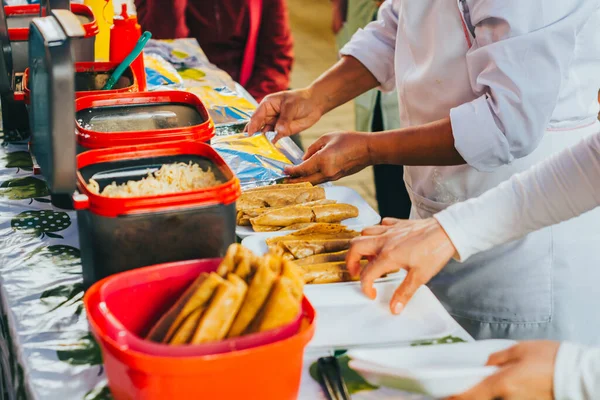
<box><xmin>135</xmin><ymin>0</ymin><xmax>294</xmax><ymax>101</ymax></box>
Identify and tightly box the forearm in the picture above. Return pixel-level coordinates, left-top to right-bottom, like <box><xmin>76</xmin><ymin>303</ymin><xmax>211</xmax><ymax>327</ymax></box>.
<box><xmin>310</xmin><ymin>56</ymin><xmax>378</xmax><ymax>115</ymax></box>
<box><xmin>435</xmin><ymin>132</ymin><xmax>600</xmax><ymax>261</ymax></box>
<box><xmin>368</xmin><ymin>117</ymin><xmax>466</xmax><ymax>166</ymax></box>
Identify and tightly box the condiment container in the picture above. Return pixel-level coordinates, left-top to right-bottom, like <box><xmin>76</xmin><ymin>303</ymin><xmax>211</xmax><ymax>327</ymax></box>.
<box><xmin>75</xmin><ymin>91</ymin><xmax>214</xmax><ymax>152</ymax></box>
<box><xmin>84</xmin><ymin>257</ymin><xmax>316</xmax><ymax>400</ymax></box>
<box><xmin>73</xmin><ymin>141</ymin><xmax>240</xmax><ymax>287</ymax></box>
<box><xmin>109</xmin><ymin>2</ymin><xmax>146</xmax><ymax>90</ymax></box>
<box><xmin>5</xmin><ymin>3</ymin><xmax>97</xmax><ymax>72</ymax></box>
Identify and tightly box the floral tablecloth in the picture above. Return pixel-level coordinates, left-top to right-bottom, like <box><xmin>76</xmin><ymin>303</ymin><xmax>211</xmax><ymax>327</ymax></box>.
<box><xmin>0</xmin><ymin>39</ymin><xmax>473</xmax><ymax>400</ymax></box>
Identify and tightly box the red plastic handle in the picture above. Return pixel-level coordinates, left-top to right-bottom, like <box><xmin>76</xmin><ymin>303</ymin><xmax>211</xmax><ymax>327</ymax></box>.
<box><xmin>72</xmin><ymin>193</ymin><xmax>90</xmax><ymax>210</ymax></box>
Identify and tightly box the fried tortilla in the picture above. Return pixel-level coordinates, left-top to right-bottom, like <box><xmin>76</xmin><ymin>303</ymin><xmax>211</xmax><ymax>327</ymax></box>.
<box><xmin>228</xmin><ymin>261</ymin><xmax>278</xmax><ymax>337</ymax></box>
<box><xmin>145</xmin><ymin>272</ymin><xmax>223</xmax><ymax>343</ymax></box>
<box><xmin>265</xmin><ymin>224</ymin><xmax>358</xmax><ymax>246</ymax></box>
<box><xmin>251</xmin><ymin>224</ymin><xmax>283</xmax><ymax>232</ymax></box>
<box><xmin>312</xmin><ymin>204</ymin><xmax>359</xmax><ymax>223</ymax></box>
<box><xmin>302</xmin><ymin>260</ymin><xmax>369</xmax><ymax>284</ymax></box>
<box><xmin>282</xmin><ymin>239</ymin><xmax>353</xmax><ymax>259</ymax></box>
<box><xmin>191</xmin><ymin>274</ymin><xmax>248</xmax><ymax>344</ymax></box>
<box><xmin>237</xmin><ymin>200</ymin><xmax>337</xmax><ymax>226</ymax></box>
<box><xmin>303</xmin><ymin>270</ymin><xmax>354</xmax><ymax>284</ymax></box>
<box><xmin>250</xmin><ymin>205</ymin><xmax>314</xmax><ymax>227</ymax></box>
<box><xmin>253</xmin><ymin>277</ymin><xmax>303</xmax><ymax>332</ymax></box>
<box><xmin>280</xmin><ymin>259</ymin><xmax>305</xmax><ymax>300</ymax></box>
<box><xmin>217</xmin><ymin>244</ymin><xmax>256</xmax><ymax>277</ymax></box>
<box><xmin>169</xmin><ymin>306</ymin><xmax>205</xmax><ymax>345</ymax></box>
<box><xmin>294</xmin><ymin>250</ymin><xmax>349</xmax><ymax>266</ymax></box>
<box><xmin>238</xmin><ymin>187</ymin><xmax>326</xmax><ymax>212</ymax></box>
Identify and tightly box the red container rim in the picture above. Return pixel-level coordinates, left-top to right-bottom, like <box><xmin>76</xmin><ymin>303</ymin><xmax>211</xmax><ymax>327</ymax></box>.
<box><xmin>74</xmin><ymin>140</ymin><xmax>241</xmax><ymax>217</ymax></box>
<box><xmin>74</xmin><ymin>61</ymin><xmax>139</xmax><ymax>98</ymax></box>
<box><xmin>5</xmin><ymin>4</ymin><xmax>99</xmax><ymax>41</ymax></box>
<box><xmin>75</xmin><ymin>91</ymin><xmax>215</xmax><ymax>149</ymax></box>
<box><xmin>88</xmin><ymin>258</ymin><xmax>305</xmax><ymax>357</ymax></box>
<box><xmin>22</xmin><ymin>62</ymin><xmax>139</xmax><ymax>105</ymax></box>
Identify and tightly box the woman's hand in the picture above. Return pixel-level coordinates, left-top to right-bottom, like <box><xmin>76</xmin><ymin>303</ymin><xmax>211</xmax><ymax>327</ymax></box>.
<box><xmin>346</xmin><ymin>218</ymin><xmax>456</xmax><ymax>314</ymax></box>
<box><xmin>449</xmin><ymin>341</ymin><xmax>560</xmax><ymax>400</ymax></box>
<box><xmin>245</xmin><ymin>88</ymin><xmax>325</xmax><ymax>142</ymax></box>
<box><xmin>284</xmin><ymin>131</ymin><xmax>372</xmax><ymax>184</ymax></box>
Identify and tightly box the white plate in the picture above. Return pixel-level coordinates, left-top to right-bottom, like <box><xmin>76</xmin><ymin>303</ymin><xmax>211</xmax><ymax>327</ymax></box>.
<box><xmin>235</xmin><ymin>186</ymin><xmax>381</xmax><ymax>239</ymax></box>
<box><xmin>347</xmin><ymin>340</ymin><xmax>516</xmax><ymax>398</ymax></box>
<box><xmin>241</xmin><ymin>233</ymin><xmax>405</xmax><ymax>287</ymax></box>
<box><xmin>305</xmin><ymin>279</ymin><xmax>456</xmax><ymax>350</ymax></box>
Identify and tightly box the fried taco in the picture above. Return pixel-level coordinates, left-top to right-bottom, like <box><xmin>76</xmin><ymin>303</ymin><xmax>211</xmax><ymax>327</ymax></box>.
<box><xmin>191</xmin><ymin>274</ymin><xmax>248</xmax><ymax>344</ymax></box>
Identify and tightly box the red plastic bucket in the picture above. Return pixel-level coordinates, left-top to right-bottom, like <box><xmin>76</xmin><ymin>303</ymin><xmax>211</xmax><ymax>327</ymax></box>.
<box><xmin>93</xmin><ymin>258</ymin><xmax>303</xmax><ymax>356</ymax></box>
<box><xmin>84</xmin><ymin>259</ymin><xmax>316</xmax><ymax>400</ymax></box>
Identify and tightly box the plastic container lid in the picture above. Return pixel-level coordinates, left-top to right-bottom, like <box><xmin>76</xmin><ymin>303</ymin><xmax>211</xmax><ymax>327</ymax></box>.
<box><xmin>88</xmin><ymin>257</ymin><xmax>304</xmax><ymax>357</ymax></box>
<box><xmin>4</xmin><ymin>3</ymin><xmax>99</xmax><ymax>41</ymax></box>
<box><xmin>75</xmin><ymin>91</ymin><xmax>215</xmax><ymax>149</ymax></box>
<box><xmin>74</xmin><ymin>140</ymin><xmax>241</xmax><ymax>217</ymax></box>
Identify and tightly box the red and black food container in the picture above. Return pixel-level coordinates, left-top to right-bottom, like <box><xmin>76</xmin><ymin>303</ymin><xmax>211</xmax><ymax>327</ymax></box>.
<box><xmin>75</xmin><ymin>91</ymin><xmax>215</xmax><ymax>152</ymax></box>
<box><xmin>73</xmin><ymin>141</ymin><xmax>241</xmax><ymax>288</ymax></box>
<box><xmin>23</xmin><ymin>61</ymin><xmax>138</xmax><ymax>104</ymax></box>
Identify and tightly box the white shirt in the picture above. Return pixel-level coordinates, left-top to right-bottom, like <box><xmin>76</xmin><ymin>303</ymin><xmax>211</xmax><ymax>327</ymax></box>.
<box><xmin>435</xmin><ymin>124</ymin><xmax>600</xmax><ymax>399</ymax></box>
<box><xmin>341</xmin><ymin>0</ymin><xmax>600</xmax><ymax>172</ymax></box>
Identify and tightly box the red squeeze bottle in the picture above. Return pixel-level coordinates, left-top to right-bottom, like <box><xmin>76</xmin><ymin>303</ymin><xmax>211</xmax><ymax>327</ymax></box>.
<box><xmin>109</xmin><ymin>3</ymin><xmax>147</xmax><ymax>91</ymax></box>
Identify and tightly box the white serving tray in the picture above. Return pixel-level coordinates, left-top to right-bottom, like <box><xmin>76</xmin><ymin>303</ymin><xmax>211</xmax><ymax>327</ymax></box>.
<box><xmin>305</xmin><ymin>279</ymin><xmax>456</xmax><ymax>350</ymax></box>
<box><xmin>236</xmin><ymin>186</ymin><xmax>381</xmax><ymax>239</ymax></box>
<box><xmin>348</xmin><ymin>340</ymin><xmax>516</xmax><ymax>398</ymax></box>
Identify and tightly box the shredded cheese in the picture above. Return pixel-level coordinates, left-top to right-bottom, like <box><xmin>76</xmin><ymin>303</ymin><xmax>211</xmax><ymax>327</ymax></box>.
<box><xmin>87</xmin><ymin>162</ymin><xmax>221</xmax><ymax>198</ymax></box>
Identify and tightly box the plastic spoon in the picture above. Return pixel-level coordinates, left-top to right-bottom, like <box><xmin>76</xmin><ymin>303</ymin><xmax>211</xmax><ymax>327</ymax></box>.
<box><xmin>102</xmin><ymin>31</ymin><xmax>152</xmax><ymax>90</ymax></box>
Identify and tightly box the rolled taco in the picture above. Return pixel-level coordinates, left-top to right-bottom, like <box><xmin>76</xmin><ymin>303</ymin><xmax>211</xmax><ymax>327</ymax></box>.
<box><xmin>313</xmin><ymin>204</ymin><xmax>359</xmax><ymax>223</ymax></box>
<box><xmin>239</xmin><ymin>187</ymin><xmax>325</xmax><ymax>211</ymax></box>
<box><xmin>294</xmin><ymin>250</ymin><xmax>349</xmax><ymax>266</ymax></box>
<box><xmin>250</xmin><ymin>205</ymin><xmax>314</xmax><ymax>227</ymax></box>
<box><xmin>169</xmin><ymin>306</ymin><xmax>205</xmax><ymax>345</ymax></box>
<box><xmin>282</xmin><ymin>239</ymin><xmax>353</xmax><ymax>259</ymax></box>
<box><xmin>265</xmin><ymin>223</ymin><xmax>358</xmax><ymax>246</ymax></box>
<box><xmin>191</xmin><ymin>274</ymin><xmax>248</xmax><ymax>344</ymax></box>
<box><xmin>253</xmin><ymin>277</ymin><xmax>303</xmax><ymax>333</ymax></box>
<box><xmin>145</xmin><ymin>272</ymin><xmax>223</xmax><ymax>343</ymax></box>
<box><xmin>228</xmin><ymin>260</ymin><xmax>278</xmax><ymax>337</ymax></box>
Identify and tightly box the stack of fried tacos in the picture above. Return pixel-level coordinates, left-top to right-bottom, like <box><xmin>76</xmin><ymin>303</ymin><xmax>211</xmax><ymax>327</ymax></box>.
<box><xmin>236</xmin><ymin>183</ymin><xmax>359</xmax><ymax>232</ymax></box>
<box><xmin>266</xmin><ymin>223</ymin><xmax>376</xmax><ymax>284</ymax></box>
<box><xmin>146</xmin><ymin>244</ymin><xmax>304</xmax><ymax>345</ymax></box>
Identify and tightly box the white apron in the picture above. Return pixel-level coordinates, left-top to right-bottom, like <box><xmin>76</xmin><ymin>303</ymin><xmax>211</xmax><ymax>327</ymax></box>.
<box><xmin>398</xmin><ymin>0</ymin><xmax>600</xmax><ymax>345</ymax></box>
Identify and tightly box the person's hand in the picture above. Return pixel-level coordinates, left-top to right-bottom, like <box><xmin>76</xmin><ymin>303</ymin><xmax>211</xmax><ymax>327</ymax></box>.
<box><xmin>284</xmin><ymin>131</ymin><xmax>372</xmax><ymax>185</ymax></box>
<box><xmin>245</xmin><ymin>88</ymin><xmax>324</xmax><ymax>142</ymax></box>
<box><xmin>449</xmin><ymin>341</ymin><xmax>560</xmax><ymax>400</ymax></box>
<box><xmin>346</xmin><ymin>218</ymin><xmax>456</xmax><ymax>314</ymax></box>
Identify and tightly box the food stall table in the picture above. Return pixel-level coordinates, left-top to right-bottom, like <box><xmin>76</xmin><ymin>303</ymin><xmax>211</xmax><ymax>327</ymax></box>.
<box><xmin>0</xmin><ymin>39</ymin><xmax>473</xmax><ymax>399</ymax></box>
<box><xmin>0</xmin><ymin>134</ymin><xmax>474</xmax><ymax>400</ymax></box>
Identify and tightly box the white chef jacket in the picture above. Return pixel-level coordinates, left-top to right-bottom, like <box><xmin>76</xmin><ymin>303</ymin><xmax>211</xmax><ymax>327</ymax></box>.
<box><xmin>342</xmin><ymin>0</ymin><xmax>600</xmax><ymax>173</ymax></box>
<box><xmin>340</xmin><ymin>0</ymin><xmax>600</xmax><ymax>343</ymax></box>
